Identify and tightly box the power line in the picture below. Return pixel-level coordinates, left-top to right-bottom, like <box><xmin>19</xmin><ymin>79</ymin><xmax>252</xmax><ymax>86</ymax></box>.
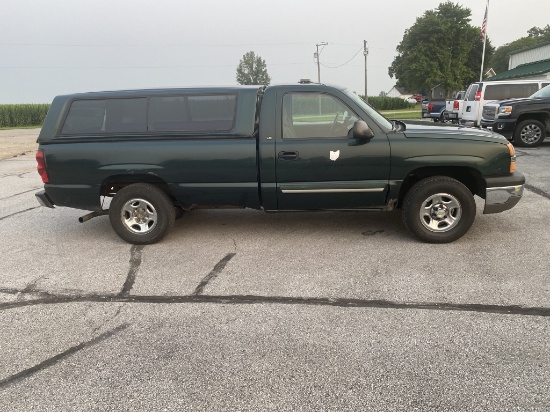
<box><xmin>0</xmin><ymin>42</ymin><xmax>314</xmax><ymax>48</ymax></box>
<box><xmin>319</xmin><ymin>47</ymin><xmax>364</xmax><ymax>69</ymax></box>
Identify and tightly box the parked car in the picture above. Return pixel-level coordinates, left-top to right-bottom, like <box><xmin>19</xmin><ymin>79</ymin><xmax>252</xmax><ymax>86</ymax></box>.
<box><xmin>411</xmin><ymin>94</ymin><xmax>426</xmax><ymax>102</ymax></box>
<box><xmin>35</xmin><ymin>83</ymin><xmax>524</xmax><ymax>245</ymax></box>
<box><xmin>461</xmin><ymin>80</ymin><xmax>549</xmax><ymax>127</ymax></box>
<box><xmin>481</xmin><ymin>84</ymin><xmax>550</xmax><ymax>147</ymax></box>
<box><xmin>406</xmin><ymin>97</ymin><xmax>418</xmax><ymax>104</ymax></box>
<box><xmin>444</xmin><ymin>91</ymin><xmax>465</xmax><ymax>124</ymax></box>
<box><xmin>421</xmin><ymin>99</ymin><xmax>447</xmax><ymax>122</ymax></box>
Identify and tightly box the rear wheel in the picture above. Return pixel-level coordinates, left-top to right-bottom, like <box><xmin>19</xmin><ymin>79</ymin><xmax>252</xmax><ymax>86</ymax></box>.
<box><xmin>109</xmin><ymin>183</ymin><xmax>175</xmax><ymax>244</ymax></box>
<box><xmin>402</xmin><ymin>177</ymin><xmax>476</xmax><ymax>243</ymax></box>
<box><xmin>513</xmin><ymin>119</ymin><xmax>545</xmax><ymax>147</ymax></box>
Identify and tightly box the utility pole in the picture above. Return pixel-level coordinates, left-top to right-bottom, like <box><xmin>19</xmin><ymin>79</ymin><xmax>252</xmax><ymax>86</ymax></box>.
<box><xmin>315</xmin><ymin>42</ymin><xmax>328</xmax><ymax>83</ymax></box>
<box><xmin>363</xmin><ymin>40</ymin><xmax>369</xmax><ymax>103</ymax></box>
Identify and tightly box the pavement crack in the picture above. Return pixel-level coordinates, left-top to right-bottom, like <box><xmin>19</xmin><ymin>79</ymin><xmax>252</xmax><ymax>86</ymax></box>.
<box><xmin>0</xmin><ymin>207</ymin><xmax>40</xmax><ymax>222</ymax></box>
<box><xmin>17</xmin><ymin>277</ymin><xmax>44</xmax><ymax>301</ymax></box>
<box><xmin>21</xmin><ymin>277</ymin><xmax>42</xmax><ymax>294</ymax></box>
<box><xmin>0</xmin><ymin>286</ymin><xmax>57</xmax><ymax>299</ymax></box>
<box><xmin>0</xmin><ymin>187</ymin><xmax>42</xmax><ymax>200</ymax></box>
<box><xmin>0</xmin><ymin>294</ymin><xmax>549</xmax><ymax>318</ymax></box>
<box><xmin>525</xmin><ymin>184</ymin><xmax>550</xmax><ymax>201</ymax></box>
<box><xmin>0</xmin><ymin>323</ymin><xmax>129</xmax><ymax>389</ymax></box>
<box><xmin>119</xmin><ymin>245</ymin><xmax>144</xmax><ymax>297</ymax></box>
<box><xmin>192</xmin><ymin>252</ymin><xmax>236</xmax><ymax>296</ymax></box>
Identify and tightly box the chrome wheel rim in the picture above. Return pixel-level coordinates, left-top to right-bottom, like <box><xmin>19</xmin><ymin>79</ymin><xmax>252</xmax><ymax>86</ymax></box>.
<box><xmin>121</xmin><ymin>198</ymin><xmax>157</xmax><ymax>234</ymax></box>
<box><xmin>419</xmin><ymin>193</ymin><xmax>462</xmax><ymax>232</ymax></box>
<box><xmin>520</xmin><ymin>124</ymin><xmax>542</xmax><ymax>145</ymax></box>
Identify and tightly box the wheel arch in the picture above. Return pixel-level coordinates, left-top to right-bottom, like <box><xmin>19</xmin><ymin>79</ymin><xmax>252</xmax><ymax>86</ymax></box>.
<box><xmin>516</xmin><ymin>112</ymin><xmax>550</xmax><ymax>128</ymax></box>
<box><xmin>100</xmin><ymin>174</ymin><xmax>177</xmax><ymax>203</ymax></box>
<box><xmin>397</xmin><ymin>166</ymin><xmax>484</xmax><ymax>208</ymax></box>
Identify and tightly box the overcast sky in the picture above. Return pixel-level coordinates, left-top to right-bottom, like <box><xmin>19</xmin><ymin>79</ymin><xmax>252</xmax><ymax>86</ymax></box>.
<box><xmin>2</xmin><ymin>0</ymin><xmax>549</xmax><ymax>103</ymax></box>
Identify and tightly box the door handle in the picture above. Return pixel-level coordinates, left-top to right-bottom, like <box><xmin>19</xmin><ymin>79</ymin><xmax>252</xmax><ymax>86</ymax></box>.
<box><xmin>278</xmin><ymin>151</ymin><xmax>299</xmax><ymax>161</ymax></box>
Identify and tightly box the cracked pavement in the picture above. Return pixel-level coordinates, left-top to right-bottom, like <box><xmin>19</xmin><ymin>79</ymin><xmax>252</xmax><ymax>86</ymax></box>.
<box><xmin>0</xmin><ymin>138</ymin><xmax>549</xmax><ymax>410</ymax></box>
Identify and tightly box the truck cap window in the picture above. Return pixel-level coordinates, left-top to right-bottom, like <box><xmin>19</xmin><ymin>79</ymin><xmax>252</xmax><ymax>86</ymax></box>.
<box><xmin>484</xmin><ymin>83</ymin><xmax>539</xmax><ymax>101</ymax></box>
<box><xmin>148</xmin><ymin>94</ymin><xmax>236</xmax><ymax>132</ymax></box>
<box><xmin>61</xmin><ymin>98</ymin><xmax>147</xmax><ymax>135</ymax></box>
<box><xmin>465</xmin><ymin>84</ymin><xmax>480</xmax><ymax>101</ymax></box>
<box><xmin>61</xmin><ymin>95</ymin><xmax>236</xmax><ymax>135</ymax></box>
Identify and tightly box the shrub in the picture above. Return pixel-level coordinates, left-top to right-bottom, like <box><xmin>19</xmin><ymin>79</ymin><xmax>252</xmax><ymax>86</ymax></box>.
<box><xmin>359</xmin><ymin>96</ymin><xmax>414</xmax><ymax>110</ymax></box>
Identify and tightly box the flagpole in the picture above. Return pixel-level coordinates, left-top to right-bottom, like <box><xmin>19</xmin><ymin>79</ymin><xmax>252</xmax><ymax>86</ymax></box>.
<box><xmin>480</xmin><ymin>0</ymin><xmax>489</xmax><ymax>81</ymax></box>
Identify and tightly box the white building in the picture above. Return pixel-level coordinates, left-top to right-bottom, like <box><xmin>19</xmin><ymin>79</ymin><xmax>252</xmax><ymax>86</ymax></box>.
<box><xmin>490</xmin><ymin>42</ymin><xmax>550</xmax><ymax>81</ymax></box>
<box><xmin>387</xmin><ymin>86</ymin><xmax>414</xmax><ymax>99</ymax></box>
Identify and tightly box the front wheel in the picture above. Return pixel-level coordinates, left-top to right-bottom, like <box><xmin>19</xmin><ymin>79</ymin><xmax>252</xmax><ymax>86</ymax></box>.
<box><xmin>401</xmin><ymin>177</ymin><xmax>476</xmax><ymax>243</ymax></box>
<box><xmin>109</xmin><ymin>183</ymin><xmax>175</xmax><ymax>244</ymax></box>
<box><xmin>513</xmin><ymin>119</ymin><xmax>545</xmax><ymax>147</ymax></box>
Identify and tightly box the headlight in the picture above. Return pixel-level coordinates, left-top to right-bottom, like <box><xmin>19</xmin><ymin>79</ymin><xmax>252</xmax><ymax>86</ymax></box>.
<box><xmin>498</xmin><ymin>106</ymin><xmax>513</xmax><ymax>116</ymax></box>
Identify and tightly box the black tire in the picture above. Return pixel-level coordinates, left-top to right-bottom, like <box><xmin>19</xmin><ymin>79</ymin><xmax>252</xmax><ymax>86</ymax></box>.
<box><xmin>513</xmin><ymin>119</ymin><xmax>545</xmax><ymax>147</ymax></box>
<box><xmin>401</xmin><ymin>176</ymin><xmax>476</xmax><ymax>243</ymax></box>
<box><xmin>109</xmin><ymin>183</ymin><xmax>175</xmax><ymax>244</ymax></box>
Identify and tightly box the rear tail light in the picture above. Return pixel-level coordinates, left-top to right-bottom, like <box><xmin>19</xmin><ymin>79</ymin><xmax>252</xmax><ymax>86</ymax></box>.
<box><xmin>475</xmin><ymin>91</ymin><xmax>482</xmax><ymax>101</ymax></box>
<box><xmin>36</xmin><ymin>150</ymin><xmax>49</xmax><ymax>183</ymax></box>
<box><xmin>453</xmin><ymin>101</ymin><xmax>459</xmax><ymax>110</ymax></box>
<box><xmin>428</xmin><ymin>103</ymin><xmax>434</xmax><ymax>111</ymax></box>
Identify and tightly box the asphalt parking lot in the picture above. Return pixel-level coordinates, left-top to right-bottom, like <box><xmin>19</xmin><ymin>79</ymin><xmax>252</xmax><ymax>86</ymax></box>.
<box><xmin>0</xmin><ymin>136</ymin><xmax>549</xmax><ymax>410</ymax></box>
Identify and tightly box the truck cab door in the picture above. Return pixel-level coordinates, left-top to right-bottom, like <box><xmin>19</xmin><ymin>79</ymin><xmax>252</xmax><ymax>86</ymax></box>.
<box><xmin>274</xmin><ymin>91</ymin><xmax>391</xmax><ymax>210</ymax></box>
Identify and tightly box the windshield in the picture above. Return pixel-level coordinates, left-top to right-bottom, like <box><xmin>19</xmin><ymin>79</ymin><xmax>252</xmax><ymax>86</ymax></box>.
<box><xmin>530</xmin><ymin>84</ymin><xmax>550</xmax><ymax>99</ymax></box>
<box><xmin>343</xmin><ymin>90</ymin><xmax>393</xmax><ymax>130</ymax></box>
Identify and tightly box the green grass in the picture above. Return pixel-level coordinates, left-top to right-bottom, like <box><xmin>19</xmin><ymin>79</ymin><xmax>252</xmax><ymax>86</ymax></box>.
<box><xmin>0</xmin><ymin>104</ymin><xmax>50</xmax><ymax>128</ymax></box>
<box><xmin>380</xmin><ymin>106</ymin><xmax>422</xmax><ymax>120</ymax></box>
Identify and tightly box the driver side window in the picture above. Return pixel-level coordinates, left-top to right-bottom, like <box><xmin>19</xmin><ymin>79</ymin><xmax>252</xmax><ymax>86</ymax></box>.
<box><xmin>282</xmin><ymin>93</ymin><xmax>358</xmax><ymax>139</ymax></box>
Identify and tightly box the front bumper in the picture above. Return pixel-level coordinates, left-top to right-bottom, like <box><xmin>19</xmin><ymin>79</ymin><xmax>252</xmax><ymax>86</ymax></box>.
<box><xmin>489</xmin><ymin>118</ymin><xmax>516</xmax><ymax>140</ymax></box>
<box><xmin>480</xmin><ymin>119</ymin><xmax>494</xmax><ymax>129</ymax></box>
<box><xmin>483</xmin><ymin>172</ymin><xmax>525</xmax><ymax>214</ymax></box>
<box><xmin>35</xmin><ymin>190</ymin><xmax>55</xmax><ymax>208</ymax></box>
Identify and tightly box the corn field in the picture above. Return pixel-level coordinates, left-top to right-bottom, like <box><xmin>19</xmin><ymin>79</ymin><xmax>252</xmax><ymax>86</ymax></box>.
<box><xmin>0</xmin><ymin>104</ymin><xmax>50</xmax><ymax>128</ymax></box>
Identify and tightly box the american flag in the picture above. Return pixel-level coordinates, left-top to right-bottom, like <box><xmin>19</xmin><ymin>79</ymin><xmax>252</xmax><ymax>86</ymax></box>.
<box><xmin>480</xmin><ymin>3</ymin><xmax>488</xmax><ymax>42</ymax></box>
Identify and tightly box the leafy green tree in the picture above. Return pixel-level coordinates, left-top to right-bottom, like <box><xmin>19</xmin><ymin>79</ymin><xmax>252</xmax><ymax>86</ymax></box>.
<box><xmin>389</xmin><ymin>1</ymin><xmax>493</xmax><ymax>97</ymax></box>
<box><xmin>490</xmin><ymin>25</ymin><xmax>550</xmax><ymax>73</ymax></box>
<box><xmin>236</xmin><ymin>51</ymin><xmax>271</xmax><ymax>86</ymax></box>
<box><xmin>528</xmin><ymin>25</ymin><xmax>550</xmax><ymax>38</ymax></box>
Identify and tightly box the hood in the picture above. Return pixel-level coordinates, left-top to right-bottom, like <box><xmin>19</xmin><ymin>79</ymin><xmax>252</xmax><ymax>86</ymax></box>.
<box><xmin>402</xmin><ymin>123</ymin><xmax>508</xmax><ymax>143</ymax></box>
<box><xmin>486</xmin><ymin>97</ymin><xmax>531</xmax><ymax>106</ymax></box>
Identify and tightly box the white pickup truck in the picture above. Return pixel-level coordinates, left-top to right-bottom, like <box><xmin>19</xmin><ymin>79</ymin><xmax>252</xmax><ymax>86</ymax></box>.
<box><xmin>444</xmin><ymin>91</ymin><xmax>465</xmax><ymax>124</ymax></box>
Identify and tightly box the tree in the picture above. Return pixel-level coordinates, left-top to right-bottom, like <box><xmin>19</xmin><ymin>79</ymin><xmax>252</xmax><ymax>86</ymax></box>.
<box><xmin>236</xmin><ymin>51</ymin><xmax>271</xmax><ymax>86</ymax></box>
<box><xmin>389</xmin><ymin>1</ymin><xmax>493</xmax><ymax>97</ymax></box>
<box><xmin>490</xmin><ymin>25</ymin><xmax>550</xmax><ymax>73</ymax></box>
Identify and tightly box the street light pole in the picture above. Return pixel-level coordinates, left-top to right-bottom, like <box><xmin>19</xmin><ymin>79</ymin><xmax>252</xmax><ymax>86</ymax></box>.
<box><xmin>364</xmin><ymin>40</ymin><xmax>369</xmax><ymax>103</ymax></box>
<box><xmin>315</xmin><ymin>42</ymin><xmax>328</xmax><ymax>83</ymax></box>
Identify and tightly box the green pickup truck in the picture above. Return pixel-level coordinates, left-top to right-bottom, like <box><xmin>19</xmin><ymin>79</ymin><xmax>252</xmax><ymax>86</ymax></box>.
<box><xmin>35</xmin><ymin>83</ymin><xmax>525</xmax><ymax>244</ymax></box>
